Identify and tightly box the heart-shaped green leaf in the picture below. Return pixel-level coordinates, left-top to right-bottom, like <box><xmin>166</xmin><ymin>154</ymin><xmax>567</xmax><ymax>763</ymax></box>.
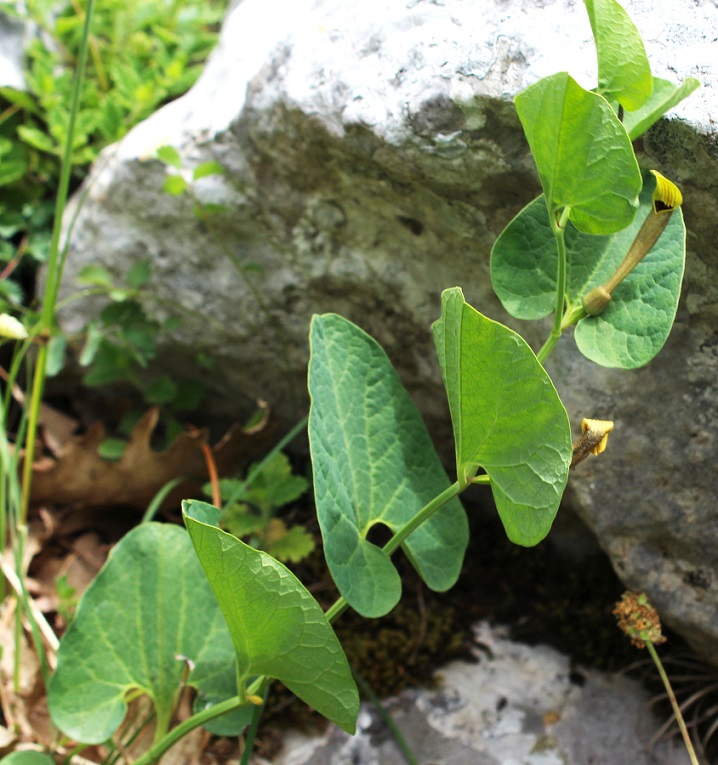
<box><xmin>491</xmin><ymin>175</ymin><xmax>685</xmax><ymax>369</ymax></box>
<box><xmin>308</xmin><ymin>314</ymin><xmax>468</xmax><ymax>618</ymax></box>
<box><xmin>48</xmin><ymin>524</ymin><xmax>240</xmax><ymax>744</ymax></box>
<box><xmin>622</xmin><ymin>76</ymin><xmax>701</xmax><ymax>140</ymax></box>
<box><xmin>574</xmin><ymin>191</ymin><xmax>685</xmax><ymax>368</ymax></box>
<box><xmin>585</xmin><ymin>0</ymin><xmax>652</xmax><ymax>111</ymax></box>
<box><xmin>432</xmin><ymin>288</ymin><xmax>572</xmax><ymax>546</ymax></box>
<box><xmin>490</xmin><ymin>194</ymin><xmax>610</xmax><ymax>320</ymax></box>
<box><xmin>183</xmin><ymin>501</ymin><xmax>359</xmax><ymax>734</ymax></box>
<box><xmin>515</xmin><ymin>72</ymin><xmax>641</xmax><ymax>235</ymax></box>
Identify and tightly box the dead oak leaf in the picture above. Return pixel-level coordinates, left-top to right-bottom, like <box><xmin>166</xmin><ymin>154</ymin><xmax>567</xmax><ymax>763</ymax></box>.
<box><xmin>28</xmin><ymin>407</ymin><xmax>274</xmax><ymax>510</ymax></box>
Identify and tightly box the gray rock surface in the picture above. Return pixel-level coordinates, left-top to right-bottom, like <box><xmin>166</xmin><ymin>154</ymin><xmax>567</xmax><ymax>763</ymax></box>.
<box><xmin>56</xmin><ymin>0</ymin><xmax>718</xmax><ymax>663</ymax></box>
<box><xmin>0</xmin><ymin>9</ymin><xmax>26</xmax><ymax>90</ymax></box>
<box><xmin>261</xmin><ymin>623</ymin><xmax>691</xmax><ymax>765</ymax></box>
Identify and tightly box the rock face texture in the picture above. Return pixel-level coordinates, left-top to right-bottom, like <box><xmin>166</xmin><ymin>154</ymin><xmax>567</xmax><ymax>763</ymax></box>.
<box><xmin>57</xmin><ymin>1</ymin><xmax>718</xmax><ymax>662</ymax></box>
<box><xmin>264</xmin><ymin>623</ymin><xmax>691</xmax><ymax>765</ymax></box>
<box><xmin>0</xmin><ymin>10</ymin><xmax>26</xmax><ymax>90</ymax></box>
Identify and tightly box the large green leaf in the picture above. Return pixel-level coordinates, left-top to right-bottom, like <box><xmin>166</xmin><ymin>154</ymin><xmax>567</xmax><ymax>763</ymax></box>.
<box><xmin>0</xmin><ymin>753</ymin><xmax>56</xmax><ymax>765</ymax></box>
<box><xmin>432</xmin><ymin>288</ymin><xmax>571</xmax><ymax>546</ymax></box>
<box><xmin>623</xmin><ymin>76</ymin><xmax>701</xmax><ymax>140</ymax></box>
<box><xmin>491</xmin><ymin>175</ymin><xmax>685</xmax><ymax>368</ymax></box>
<box><xmin>308</xmin><ymin>314</ymin><xmax>468</xmax><ymax>618</ymax></box>
<box><xmin>48</xmin><ymin>524</ymin><xmax>241</xmax><ymax>744</ymax></box>
<box><xmin>515</xmin><ymin>72</ymin><xmax>641</xmax><ymax>234</ymax></box>
<box><xmin>182</xmin><ymin>500</ymin><xmax>359</xmax><ymax>734</ymax></box>
<box><xmin>585</xmin><ymin>0</ymin><xmax>652</xmax><ymax>111</ymax></box>
<box><xmin>574</xmin><ymin>191</ymin><xmax>685</xmax><ymax>369</ymax></box>
<box><xmin>490</xmin><ymin>194</ymin><xmax>609</xmax><ymax>320</ymax></box>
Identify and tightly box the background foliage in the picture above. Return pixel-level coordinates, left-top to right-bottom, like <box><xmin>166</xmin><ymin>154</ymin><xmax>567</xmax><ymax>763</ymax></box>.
<box><xmin>0</xmin><ymin>0</ymin><xmax>225</xmax><ymax>306</ymax></box>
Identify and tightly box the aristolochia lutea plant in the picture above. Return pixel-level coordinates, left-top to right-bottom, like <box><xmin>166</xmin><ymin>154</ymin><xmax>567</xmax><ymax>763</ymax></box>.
<box><xmin>36</xmin><ymin>1</ymin><xmax>698</xmax><ymax>764</ymax></box>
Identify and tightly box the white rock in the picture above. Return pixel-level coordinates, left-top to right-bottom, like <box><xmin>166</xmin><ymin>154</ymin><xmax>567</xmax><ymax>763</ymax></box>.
<box><xmin>267</xmin><ymin>623</ymin><xmax>692</xmax><ymax>765</ymax></box>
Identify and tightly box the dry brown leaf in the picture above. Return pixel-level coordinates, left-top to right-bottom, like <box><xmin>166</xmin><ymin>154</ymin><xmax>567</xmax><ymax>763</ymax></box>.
<box><xmin>0</xmin><ymin>724</ymin><xmax>17</xmax><ymax>756</ymax></box>
<box><xmin>0</xmin><ymin>365</ymin><xmax>78</xmax><ymax>455</ymax></box>
<box><xmin>27</xmin><ymin>407</ymin><xmax>275</xmax><ymax>510</ymax></box>
<box><xmin>30</xmin><ymin>531</ymin><xmax>109</xmax><ymax>615</ymax></box>
<box><xmin>158</xmin><ymin>725</ymin><xmax>207</xmax><ymax>765</ymax></box>
<box><xmin>0</xmin><ymin>610</ymin><xmax>53</xmax><ymax>748</ymax></box>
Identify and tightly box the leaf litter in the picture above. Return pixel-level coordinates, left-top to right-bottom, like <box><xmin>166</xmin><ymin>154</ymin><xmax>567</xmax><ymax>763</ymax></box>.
<box><xmin>2</xmin><ymin>397</ymin><xmax>275</xmax><ymax>763</ymax></box>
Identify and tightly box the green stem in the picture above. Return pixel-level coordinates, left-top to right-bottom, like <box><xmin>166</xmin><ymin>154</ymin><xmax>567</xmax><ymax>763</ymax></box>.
<box><xmin>353</xmin><ymin>669</ymin><xmax>418</xmax><ymax>765</ymax></box>
<box><xmin>131</xmin><ymin>695</ymin><xmax>244</xmax><ymax>765</ymax></box>
<box><xmin>239</xmin><ymin>680</ymin><xmax>270</xmax><ymax>765</ymax></box>
<box><xmin>224</xmin><ymin>415</ymin><xmax>308</xmax><ymax>506</ymax></box>
<box><xmin>383</xmin><ymin>481</ymin><xmax>462</xmax><ymax>557</ymax></box>
<box><xmin>646</xmin><ymin>641</ymin><xmax>701</xmax><ymax>765</ymax></box>
<box><xmin>141</xmin><ymin>477</ymin><xmax>186</xmax><ymax>524</ymax></box>
<box><xmin>328</xmin><ymin>481</ymin><xmax>461</xmax><ymax>623</ymax></box>
<box><xmin>133</xmin><ymin>479</ymin><xmax>464</xmax><ymax>764</ymax></box>
<box><xmin>20</xmin><ymin>0</ymin><xmax>96</xmax><ymax>523</ymax></box>
<box><xmin>20</xmin><ymin>343</ymin><xmax>47</xmax><ymax>523</ymax></box>
<box><xmin>536</xmin><ymin>207</ymin><xmax>571</xmax><ymax>365</ymax></box>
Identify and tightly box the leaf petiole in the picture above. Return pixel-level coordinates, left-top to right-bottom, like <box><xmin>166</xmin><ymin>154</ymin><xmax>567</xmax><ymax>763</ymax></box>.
<box><xmin>133</xmin><ymin>481</ymin><xmax>465</xmax><ymax>764</ymax></box>
<box><xmin>537</xmin><ymin>206</ymin><xmax>571</xmax><ymax>364</ymax></box>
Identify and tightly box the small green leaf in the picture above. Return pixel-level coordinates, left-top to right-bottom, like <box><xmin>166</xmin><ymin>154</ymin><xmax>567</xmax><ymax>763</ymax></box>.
<box><xmin>243</xmin><ymin>453</ymin><xmax>308</xmax><ymax>513</ymax></box>
<box><xmin>432</xmin><ymin>288</ymin><xmax>572</xmax><ymax>546</ymax></box>
<box><xmin>79</xmin><ymin>320</ymin><xmax>103</xmax><ymax>366</ymax></box>
<box><xmin>220</xmin><ymin>506</ymin><xmax>265</xmax><ymax>538</ymax></box>
<box><xmin>515</xmin><ymin>72</ymin><xmax>641</xmax><ymax>234</ymax></box>
<box><xmin>48</xmin><ymin>524</ymin><xmax>240</xmax><ymax>744</ymax></box>
<box><xmin>623</xmin><ymin>77</ymin><xmax>701</xmax><ymax>140</ymax></box>
<box><xmin>183</xmin><ymin>500</ymin><xmax>359</xmax><ymax>734</ymax></box>
<box><xmin>45</xmin><ymin>335</ymin><xmax>67</xmax><ymax>377</ymax></box>
<box><xmin>77</xmin><ymin>263</ymin><xmax>113</xmax><ymax>287</ymax></box>
<box><xmin>193</xmin><ymin>161</ymin><xmax>224</xmax><ymax>180</ymax></box>
<box><xmin>585</xmin><ymin>0</ymin><xmax>653</xmax><ymax>111</ymax></box>
<box><xmin>214</xmin><ymin>478</ymin><xmax>246</xmax><ymax>502</ymax></box>
<box><xmin>197</xmin><ymin>202</ymin><xmax>231</xmax><ymax>216</ymax></box>
<box><xmin>16</xmin><ymin>125</ymin><xmax>57</xmax><ymax>155</ymax></box>
<box><xmin>0</xmin><ymin>142</ymin><xmax>28</xmax><ymax>185</ymax></box>
<box><xmin>0</xmin><ymin>85</ymin><xmax>39</xmax><ymax>113</ymax></box>
<box><xmin>0</xmin><ymin>753</ymin><xmax>56</xmax><ymax>765</ymax></box>
<box><xmin>96</xmin><ymin>438</ymin><xmax>128</xmax><ymax>461</ymax></box>
<box><xmin>108</xmin><ymin>288</ymin><xmax>131</xmax><ymax>302</ymax></box>
<box><xmin>308</xmin><ymin>314</ymin><xmax>468</xmax><ymax>618</ymax></box>
<box><xmin>0</xmin><ymin>279</ymin><xmax>24</xmax><ymax>307</ymax></box>
<box><xmin>162</xmin><ymin>174</ymin><xmax>188</xmax><ymax>196</ymax></box>
<box><xmin>145</xmin><ymin>375</ymin><xmax>178</xmax><ymax>404</ymax></box>
<box><xmin>26</xmin><ymin>230</ymin><xmax>51</xmax><ymax>263</ymax></box>
<box><xmin>125</xmin><ymin>260</ymin><xmax>152</xmax><ymax>289</ymax></box>
<box><xmin>269</xmin><ymin>523</ymin><xmax>316</xmax><ymax>563</ymax></box>
<box><xmin>156</xmin><ymin>144</ymin><xmax>182</xmax><ymax>168</ymax></box>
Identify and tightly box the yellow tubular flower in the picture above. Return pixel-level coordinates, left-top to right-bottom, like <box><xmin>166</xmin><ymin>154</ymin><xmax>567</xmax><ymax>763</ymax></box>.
<box><xmin>582</xmin><ymin>171</ymin><xmax>682</xmax><ymax>316</ymax></box>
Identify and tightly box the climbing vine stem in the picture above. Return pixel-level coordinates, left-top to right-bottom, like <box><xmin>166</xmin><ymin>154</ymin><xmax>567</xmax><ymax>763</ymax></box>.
<box><xmin>537</xmin><ymin>206</ymin><xmax>572</xmax><ymax>365</ymax></box>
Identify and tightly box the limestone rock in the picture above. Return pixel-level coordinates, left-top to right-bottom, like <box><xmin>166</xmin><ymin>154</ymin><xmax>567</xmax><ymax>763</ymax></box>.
<box><xmin>56</xmin><ymin>0</ymin><xmax>718</xmax><ymax>663</ymax></box>
<box><xmin>0</xmin><ymin>9</ymin><xmax>26</xmax><ymax>90</ymax></box>
<box><xmin>263</xmin><ymin>623</ymin><xmax>691</xmax><ymax>765</ymax></box>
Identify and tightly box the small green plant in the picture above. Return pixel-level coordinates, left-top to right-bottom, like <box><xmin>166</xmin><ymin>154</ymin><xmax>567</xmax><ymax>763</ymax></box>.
<box><xmin>71</xmin><ymin>258</ymin><xmax>207</xmax><ymax>445</ymax></box>
<box><xmin>208</xmin><ymin>452</ymin><xmax>315</xmax><ymax>564</ymax></box>
<box><xmin>1</xmin><ymin>1</ymin><xmax>702</xmax><ymax>763</ymax></box>
<box><xmin>54</xmin><ymin>574</ymin><xmax>78</xmax><ymax>627</ymax></box>
<box><xmin>0</xmin><ymin>0</ymin><xmax>224</xmax><ymax>311</ymax></box>
<box><xmin>0</xmin><ymin>0</ymin><xmax>223</xmax><ymax>460</ymax></box>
